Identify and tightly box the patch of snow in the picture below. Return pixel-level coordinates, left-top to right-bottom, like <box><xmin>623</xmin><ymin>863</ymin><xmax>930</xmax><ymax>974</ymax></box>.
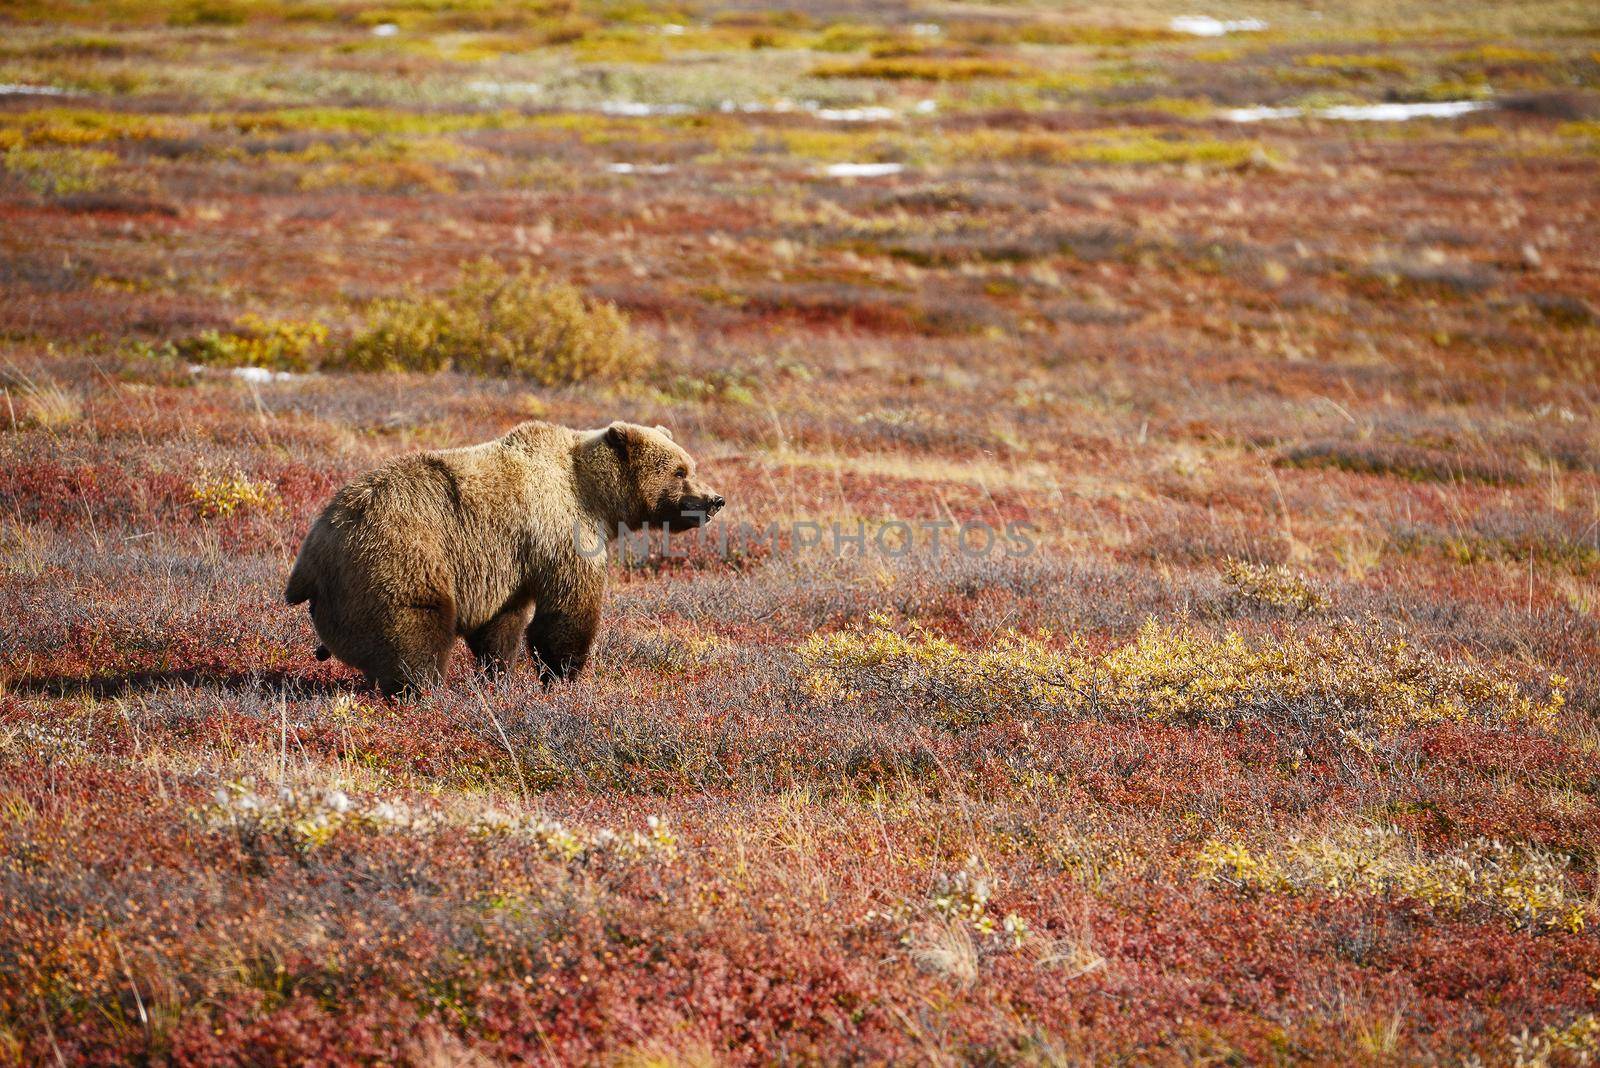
<box><xmin>0</xmin><ymin>83</ymin><xmax>70</xmax><ymax>96</ymax></box>
<box><xmin>824</xmin><ymin>162</ymin><xmax>904</xmax><ymax>178</ymax></box>
<box><xmin>659</xmin><ymin>23</ymin><xmax>686</xmax><ymax>35</ymax></box>
<box><xmin>914</xmin><ymin>99</ymin><xmax>939</xmax><ymax>114</ymax></box>
<box><xmin>371</xmin><ymin>22</ymin><xmax>399</xmax><ymax>37</ymax></box>
<box><xmin>1223</xmin><ymin>105</ymin><xmax>1304</xmax><ymax>122</ymax></box>
<box><xmin>1225</xmin><ymin>99</ymin><xmax>1491</xmax><ymax>123</ymax></box>
<box><xmin>1170</xmin><ymin>16</ymin><xmax>1268</xmax><ymax>37</ymax></box>
<box><xmin>815</xmin><ymin>105</ymin><xmax>898</xmax><ymax>122</ymax></box>
<box><xmin>911</xmin><ymin>23</ymin><xmax>942</xmax><ymax>37</ymax></box>
<box><xmin>231</xmin><ymin>366</ymin><xmax>299</xmax><ymax>383</ymax></box>
<box><xmin>1320</xmin><ymin>100</ymin><xmax>1490</xmax><ymax>121</ymax></box>
<box><xmin>600</xmin><ymin>100</ymin><xmax>694</xmax><ymax>117</ymax></box>
<box><xmin>606</xmin><ymin>162</ymin><xmax>674</xmax><ymax>175</ymax></box>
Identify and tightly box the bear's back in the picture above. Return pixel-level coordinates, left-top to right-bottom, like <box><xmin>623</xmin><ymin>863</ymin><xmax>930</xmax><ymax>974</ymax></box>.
<box><xmin>330</xmin><ymin>453</ymin><xmax>457</xmax><ymax>526</ymax></box>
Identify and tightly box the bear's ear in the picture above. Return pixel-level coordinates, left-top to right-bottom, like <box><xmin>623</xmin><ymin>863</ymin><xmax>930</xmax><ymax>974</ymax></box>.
<box><xmin>654</xmin><ymin>425</ymin><xmax>674</xmax><ymax>440</ymax></box>
<box><xmin>604</xmin><ymin>422</ymin><xmax>630</xmax><ymax>459</ymax></box>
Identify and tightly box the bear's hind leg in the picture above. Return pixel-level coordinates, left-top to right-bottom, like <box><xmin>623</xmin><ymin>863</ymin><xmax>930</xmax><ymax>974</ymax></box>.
<box><xmin>372</xmin><ymin>597</ymin><xmax>457</xmax><ymax>699</ymax></box>
<box><xmin>467</xmin><ymin>604</ymin><xmax>534</xmax><ymax>679</ymax></box>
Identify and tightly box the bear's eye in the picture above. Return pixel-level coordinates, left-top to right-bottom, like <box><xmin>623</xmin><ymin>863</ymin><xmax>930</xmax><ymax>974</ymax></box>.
<box><xmin>674</xmin><ymin>466</ymin><xmax>688</xmax><ymax>479</ymax></box>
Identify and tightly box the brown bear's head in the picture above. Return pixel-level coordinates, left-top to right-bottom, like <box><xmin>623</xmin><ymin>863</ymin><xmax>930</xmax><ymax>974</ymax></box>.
<box><xmin>601</xmin><ymin>421</ymin><xmax>725</xmax><ymax>532</ymax></box>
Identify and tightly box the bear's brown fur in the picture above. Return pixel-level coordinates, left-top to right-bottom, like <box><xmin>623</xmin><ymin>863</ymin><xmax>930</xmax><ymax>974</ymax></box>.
<box><xmin>284</xmin><ymin>420</ymin><xmax>723</xmax><ymax>696</ymax></box>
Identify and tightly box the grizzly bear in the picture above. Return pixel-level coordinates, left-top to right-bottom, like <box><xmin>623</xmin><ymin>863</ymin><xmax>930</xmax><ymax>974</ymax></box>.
<box><xmin>284</xmin><ymin>420</ymin><xmax>724</xmax><ymax>697</ymax></box>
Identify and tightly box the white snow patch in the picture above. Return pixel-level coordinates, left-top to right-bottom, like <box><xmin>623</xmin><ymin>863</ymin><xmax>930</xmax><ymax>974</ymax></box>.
<box><xmin>911</xmin><ymin>23</ymin><xmax>942</xmax><ymax>37</ymax></box>
<box><xmin>1170</xmin><ymin>16</ymin><xmax>1268</xmax><ymax>37</ymax></box>
<box><xmin>815</xmin><ymin>105</ymin><xmax>897</xmax><ymax>122</ymax></box>
<box><xmin>1225</xmin><ymin>99</ymin><xmax>1491</xmax><ymax>123</ymax></box>
<box><xmin>606</xmin><ymin>162</ymin><xmax>674</xmax><ymax>175</ymax></box>
<box><xmin>371</xmin><ymin>22</ymin><xmax>399</xmax><ymax>37</ymax></box>
<box><xmin>1319</xmin><ymin>100</ymin><xmax>1491</xmax><ymax>121</ymax></box>
<box><xmin>1223</xmin><ymin>105</ymin><xmax>1304</xmax><ymax>122</ymax></box>
<box><xmin>600</xmin><ymin>100</ymin><xmax>694</xmax><ymax>117</ymax></box>
<box><xmin>231</xmin><ymin>366</ymin><xmax>299</xmax><ymax>383</ymax></box>
<box><xmin>824</xmin><ymin>162</ymin><xmax>904</xmax><ymax>178</ymax></box>
<box><xmin>0</xmin><ymin>83</ymin><xmax>70</xmax><ymax>96</ymax></box>
<box><xmin>658</xmin><ymin>23</ymin><xmax>686</xmax><ymax>35</ymax></box>
<box><xmin>757</xmin><ymin>99</ymin><xmax>934</xmax><ymax>121</ymax></box>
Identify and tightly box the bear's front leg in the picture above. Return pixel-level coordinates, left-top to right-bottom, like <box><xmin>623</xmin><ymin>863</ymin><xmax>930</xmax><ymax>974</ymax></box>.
<box><xmin>525</xmin><ymin>588</ymin><xmax>601</xmax><ymax>687</ymax></box>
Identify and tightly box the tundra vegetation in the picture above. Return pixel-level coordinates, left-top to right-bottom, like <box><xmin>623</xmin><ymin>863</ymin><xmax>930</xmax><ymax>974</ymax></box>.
<box><xmin>1</xmin><ymin>0</ymin><xmax>1599</xmax><ymax>1063</ymax></box>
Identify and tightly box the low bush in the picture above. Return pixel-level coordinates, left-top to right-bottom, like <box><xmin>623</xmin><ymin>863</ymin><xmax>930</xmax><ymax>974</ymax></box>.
<box><xmin>189</xmin><ymin>469</ymin><xmax>277</xmax><ymax>518</ymax></box>
<box><xmin>176</xmin><ymin>314</ymin><xmax>329</xmax><ymax>371</ymax></box>
<box><xmin>2</xmin><ymin>145</ymin><xmax>115</xmax><ymax>196</ymax></box>
<box><xmin>1219</xmin><ymin>559</ymin><xmax>1329</xmax><ymax>615</ymax></box>
<box><xmin>0</xmin><ymin>108</ymin><xmax>172</xmax><ymax>149</ymax></box>
<box><xmin>1297</xmin><ymin>53</ymin><xmax>1412</xmax><ymax>76</ymax></box>
<box><xmin>813</xmin><ymin>56</ymin><xmax>1029</xmax><ymax>81</ymax></box>
<box><xmin>1197</xmin><ymin>825</ymin><xmax>1589</xmax><ymax>932</ymax></box>
<box><xmin>798</xmin><ymin>615</ymin><xmax>1565</xmax><ymax>733</ymax></box>
<box><xmin>341</xmin><ymin>259</ymin><xmax>652</xmax><ymax>384</ymax></box>
<box><xmin>1279</xmin><ymin>439</ymin><xmax>1522</xmax><ymax>485</ymax></box>
<box><xmin>948</xmin><ymin>129</ymin><xmax>1268</xmax><ymax>168</ymax></box>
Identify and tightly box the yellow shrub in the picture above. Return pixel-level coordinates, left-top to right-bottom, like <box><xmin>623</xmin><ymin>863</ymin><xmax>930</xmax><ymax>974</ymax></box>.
<box><xmin>1297</xmin><ymin>53</ymin><xmax>1411</xmax><ymax>75</ymax></box>
<box><xmin>948</xmin><ymin>129</ymin><xmax>1266</xmax><ymax>169</ymax></box>
<box><xmin>797</xmin><ymin>616</ymin><xmax>1564</xmax><ymax>732</ymax></box>
<box><xmin>341</xmin><ymin>259</ymin><xmax>651</xmax><ymax>385</ymax></box>
<box><xmin>1095</xmin><ymin>623</ymin><xmax>1562</xmax><ymax>730</ymax></box>
<box><xmin>573</xmin><ymin>30</ymin><xmax>664</xmax><ymax>63</ymax></box>
<box><xmin>1196</xmin><ymin>826</ymin><xmax>1589</xmax><ymax>932</ymax></box>
<box><xmin>3</xmin><ymin>145</ymin><xmax>116</xmax><ymax>195</ymax></box>
<box><xmin>212</xmin><ymin>107</ymin><xmax>514</xmax><ymax>138</ymax></box>
<box><xmin>813</xmin><ymin>56</ymin><xmax>1029</xmax><ymax>81</ymax></box>
<box><xmin>178</xmin><ymin>314</ymin><xmax>329</xmax><ymax>371</ymax></box>
<box><xmin>1135</xmin><ymin>97</ymin><xmax>1219</xmax><ymax>120</ymax></box>
<box><xmin>190</xmin><ymin>471</ymin><xmax>277</xmax><ymax>519</ymax></box>
<box><xmin>1017</xmin><ymin>24</ymin><xmax>1181</xmax><ymax>47</ymax></box>
<box><xmin>810</xmin><ymin>23</ymin><xmax>889</xmax><ymax>53</ymax></box>
<box><xmin>1220</xmin><ymin>559</ymin><xmax>1328</xmax><ymax>614</ymax></box>
<box><xmin>1452</xmin><ymin>44</ymin><xmax>1553</xmax><ymax>64</ymax></box>
<box><xmin>798</xmin><ymin>615</ymin><xmax>1067</xmax><ymax>727</ymax></box>
<box><xmin>1536</xmin><ymin>1014</ymin><xmax>1600</xmax><ymax>1062</ymax></box>
<box><xmin>0</xmin><ymin>107</ymin><xmax>172</xmax><ymax>148</ymax></box>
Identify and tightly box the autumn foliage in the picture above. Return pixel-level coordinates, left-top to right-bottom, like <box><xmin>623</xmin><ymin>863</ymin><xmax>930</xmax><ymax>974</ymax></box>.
<box><xmin>2</xmin><ymin>0</ymin><xmax>1599</xmax><ymax>1063</ymax></box>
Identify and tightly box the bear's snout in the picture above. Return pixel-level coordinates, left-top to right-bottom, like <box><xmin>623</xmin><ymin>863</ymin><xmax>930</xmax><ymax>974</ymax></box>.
<box><xmin>668</xmin><ymin>490</ymin><xmax>724</xmax><ymax>529</ymax></box>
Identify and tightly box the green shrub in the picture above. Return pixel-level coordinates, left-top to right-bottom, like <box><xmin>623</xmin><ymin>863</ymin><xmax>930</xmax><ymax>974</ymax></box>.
<box><xmin>341</xmin><ymin>259</ymin><xmax>651</xmax><ymax>384</ymax></box>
